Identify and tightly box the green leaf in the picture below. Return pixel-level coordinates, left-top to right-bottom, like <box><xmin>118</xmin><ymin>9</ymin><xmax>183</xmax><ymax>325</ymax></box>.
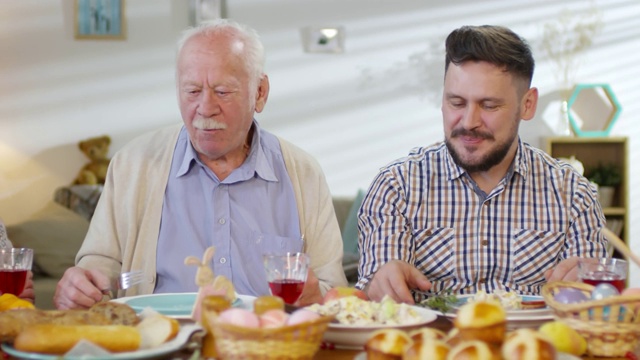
<box><xmin>419</xmin><ymin>291</ymin><xmax>458</xmax><ymax>313</ymax></box>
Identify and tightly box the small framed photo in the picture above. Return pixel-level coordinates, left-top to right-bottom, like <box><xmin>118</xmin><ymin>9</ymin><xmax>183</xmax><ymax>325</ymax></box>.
<box><xmin>75</xmin><ymin>0</ymin><xmax>126</xmax><ymax>40</ymax></box>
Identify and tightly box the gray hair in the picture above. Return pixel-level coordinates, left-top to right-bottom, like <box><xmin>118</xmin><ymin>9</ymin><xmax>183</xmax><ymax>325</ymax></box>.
<box><xmin>176</xmin><ymin>18</ymin><xmax>266</xmax><ymax>85</ymax></box>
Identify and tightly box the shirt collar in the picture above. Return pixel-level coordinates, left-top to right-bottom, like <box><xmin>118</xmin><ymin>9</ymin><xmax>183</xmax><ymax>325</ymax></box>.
<box><xmin>176</xmin><ymin>120</ymin><xmax>279</xmax><ymax>183</ymax></box>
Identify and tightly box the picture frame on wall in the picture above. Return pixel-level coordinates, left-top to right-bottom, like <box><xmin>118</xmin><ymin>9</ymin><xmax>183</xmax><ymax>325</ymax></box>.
<box><xmin>75</xmin><ymin>0</ymin><xmax>126</xmax><ymax>40</ymax></box>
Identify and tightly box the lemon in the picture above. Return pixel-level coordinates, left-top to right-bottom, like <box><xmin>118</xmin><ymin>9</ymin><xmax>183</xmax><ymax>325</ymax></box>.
<box><xmin>538</xmin><ymin>320</ymin><xmax>587</xmax><ymax>356</ymax></box>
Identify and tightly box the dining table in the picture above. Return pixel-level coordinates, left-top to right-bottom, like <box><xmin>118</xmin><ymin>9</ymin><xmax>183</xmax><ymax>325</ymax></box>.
<box><xmin>1</xmin><ymin>314</ymin><xmax>636</xmax><ymax>359</ymax></box>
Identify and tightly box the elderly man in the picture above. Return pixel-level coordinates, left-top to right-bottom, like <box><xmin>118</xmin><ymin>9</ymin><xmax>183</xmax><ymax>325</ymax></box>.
<box><xmin>54</xmin><ymin>19</ymin><xmax>347</xmax><ymax>309</ymax></box>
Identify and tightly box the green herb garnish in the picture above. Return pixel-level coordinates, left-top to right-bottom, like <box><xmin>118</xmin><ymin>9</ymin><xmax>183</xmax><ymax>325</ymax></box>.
<box><xmin>419</xmin><ymin>291</ymin><xmax>458</xmax><ymax>313</ymax></box>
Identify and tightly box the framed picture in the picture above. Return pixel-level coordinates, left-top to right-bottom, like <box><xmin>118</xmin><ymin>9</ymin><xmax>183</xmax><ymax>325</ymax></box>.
<box><xmin>75</xmin><ymin>0</ymin><xmax>126</xmax><ymax>40</ymax></box>
<box><xmin>190</xmin><ymin>0</ymin><xmax>226</xmax><ymax>26</ymax></box>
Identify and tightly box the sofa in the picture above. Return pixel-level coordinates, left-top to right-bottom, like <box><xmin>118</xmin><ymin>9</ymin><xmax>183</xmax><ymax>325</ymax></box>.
<box><xmin>6</xmin><ymin>186</ymin><xmax>363</xmax><ymax>309</ymax></box>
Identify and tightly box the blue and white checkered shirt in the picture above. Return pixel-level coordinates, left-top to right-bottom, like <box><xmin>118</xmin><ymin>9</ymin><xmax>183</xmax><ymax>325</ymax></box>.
<box><xmin>356</xmin><ymin>139</ymin><xmax>607</xmax><ymax>299</ymax></box>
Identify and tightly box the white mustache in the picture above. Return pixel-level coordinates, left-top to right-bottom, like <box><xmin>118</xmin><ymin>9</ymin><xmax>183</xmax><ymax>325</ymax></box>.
<box><xmin>193</xmin><ymin>118</ymin><xmax>227</xmax><ymax>130</ymax></box>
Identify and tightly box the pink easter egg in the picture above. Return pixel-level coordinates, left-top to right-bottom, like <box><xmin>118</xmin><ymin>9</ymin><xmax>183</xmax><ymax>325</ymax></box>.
<box><xmin>259</xmin><ymin>309</ymin><xmax>289</xmax><ymax>328</ymax></box>
<box><xmin>217</xmin><ymin>308</ymin><xmax>260</xmax><ymax>328</ymax></box>
<box><xmin>287</xmin><ymin>308</ymin><xmax>321</xmax><ymax>325</ymax></box>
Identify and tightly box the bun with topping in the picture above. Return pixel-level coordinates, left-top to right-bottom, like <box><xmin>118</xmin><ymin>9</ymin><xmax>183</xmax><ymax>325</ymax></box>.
<box><xmin>453</xmin><ymin>300</ymin><xmax>506</xmax><ymax>346</ymax></box>
<box><xmin>502</xmin><ymin>329</ymin><xmax>556</xmax><ymax>360</ymax></box>
<box><xmin>364</xmin><ymin>328</ymin><xmax>412</xmax><ymax>360</ymax></box>
<box><xmin>403</xmin><ymin>338</ymin><xmax>450</xmax><ymax>360</ymax></box>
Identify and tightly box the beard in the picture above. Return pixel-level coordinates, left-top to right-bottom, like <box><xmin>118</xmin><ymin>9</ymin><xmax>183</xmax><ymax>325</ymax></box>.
<box><xmin>445</xmin><ymin>125</ymin><xmax>518</xmax><ymax>173</ymax></box>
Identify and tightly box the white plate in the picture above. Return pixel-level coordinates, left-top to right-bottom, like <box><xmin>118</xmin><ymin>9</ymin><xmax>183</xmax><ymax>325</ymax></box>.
<box><xmin>1</xmin><ymin>324</ymin><xmax>202</xmax><ymax>360</ymax></box>
<box><xmin>322</xmin><ymin>306</ymin><xmax>439</xmax><ymax>349</ymax></box>
<box><xmin>442</xmin><ymin>294</ymin><xmax>554</xmax><ymax>330</ymax></box>
<box><xmin>111</xmin><ymin>293</ymin><xmax>255</xmax><ymax>319</ymax></box>
<box><xmin>354</xmin><ymin>351</ymin><xmax>580</xmax><ymax>360</ymax></box>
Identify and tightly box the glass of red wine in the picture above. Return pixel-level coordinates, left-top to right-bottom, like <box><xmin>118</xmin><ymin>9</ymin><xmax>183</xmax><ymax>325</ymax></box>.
<box><xmin>263</xmin><ymin>252</ymin><xmax>309</xmax><ymax>304</ymax></box>
<box><xmin>578</xmin><ymin>257</ymin><xmax>627</xmax><ymax>293</ymax></box>
<box><xmin>0</xmin><ymin>248</ymin><xmax>33</xmax><ymax>296</ymax></box>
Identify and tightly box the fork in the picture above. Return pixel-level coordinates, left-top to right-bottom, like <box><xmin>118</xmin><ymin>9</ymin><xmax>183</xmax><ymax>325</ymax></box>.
<box><xmin>101</xmin><ymin>270</ymin><xmax>145</xmax><ymax>297</ymax></box>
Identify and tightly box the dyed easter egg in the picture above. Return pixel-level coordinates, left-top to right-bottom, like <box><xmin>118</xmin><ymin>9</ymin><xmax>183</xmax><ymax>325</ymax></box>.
<box><xmin>554</xmin><ymin>288</ymin><xmax>588</xmax><ymax>304</ymax></box>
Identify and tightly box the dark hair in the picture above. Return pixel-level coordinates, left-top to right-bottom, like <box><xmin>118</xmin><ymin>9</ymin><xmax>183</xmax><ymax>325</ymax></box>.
<box><xmin>445</xmin><ymin>25</ymin><xmax>534</xmax><ymax>86</ymax></box>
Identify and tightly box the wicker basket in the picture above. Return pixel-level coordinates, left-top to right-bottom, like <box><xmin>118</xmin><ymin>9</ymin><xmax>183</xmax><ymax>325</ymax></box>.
<box><xmin>209</xmin><ymin>314</ymin><xmax>334</xmax><ymax>360</ymax></box>
<box><xmin>541</xmin><ymin>281</ymin><xmax>640</xmax><ymax>357</ymax></box>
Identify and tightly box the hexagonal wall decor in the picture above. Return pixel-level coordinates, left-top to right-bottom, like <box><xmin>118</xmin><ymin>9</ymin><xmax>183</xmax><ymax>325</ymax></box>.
<box><xmin>567</xmin><ymin>83</ymin><xmax>622</xmax><ymax>137</ymax></box>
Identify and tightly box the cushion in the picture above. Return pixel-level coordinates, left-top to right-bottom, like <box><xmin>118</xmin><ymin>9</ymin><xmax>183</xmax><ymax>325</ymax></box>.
<box><xmin>54</xmin><ymin>185</ymin><xmax>103</xmax><ymax>221</ymax></box>
<box><xmin>6</xmin><ymin>201</ymin><xmax>89</xmax><ymax>279</ymax></box>
<box><xmin>342</xmin><ymin>189</ymin><xmax>366</xmax><ymax>256</ymax></box>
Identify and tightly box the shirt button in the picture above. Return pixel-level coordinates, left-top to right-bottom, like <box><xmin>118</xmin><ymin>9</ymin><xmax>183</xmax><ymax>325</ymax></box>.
<box><xmin>218</xmin><ymin>218</ymin><xmax>226</xmax><ymax>225</ymax></box>
<box><xmin>481</xmin><ymin>240</ymin><xmax>488</xmax><ymax>246</ymax></box>
<box><xmin>220</xmin><ymin>258</ymin><xmax>227</xmax><ymax>264</ymax></box>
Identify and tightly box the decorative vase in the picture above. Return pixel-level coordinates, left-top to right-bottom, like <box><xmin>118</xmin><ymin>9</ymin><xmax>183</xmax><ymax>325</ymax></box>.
<box><xmin>597</xmin><ymin>186</ymin><xmax>615</xmax><ymax>208</ymax></box>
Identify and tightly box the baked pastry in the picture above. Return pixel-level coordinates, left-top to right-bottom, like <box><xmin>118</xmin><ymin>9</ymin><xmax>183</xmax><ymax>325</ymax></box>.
<box><xmin>453</xmin><ymin>300</ymin><xmax>506</xmax><ymax>345</ymax></box>
<box><xmin>502</xmin><ymin>329</ymin><xmax>556</xmax><ymax>360</ymax></box>
<box><xmin>408</xmin><ymin>328</ymin><xmax>447</xmax><ymax>343</ymax></box>
<box><xmin>448</xmin><ymin>340</ymin><xmax>501</xmax><ymax>360</ymax></box>
<box><xmin>364</xmin><ymin>328</ymin><xmax>412</xmax><ymax>360</ymax></box>
<box><xmin>89</xmin><ymin>301</ymin><xmax>140</xmax><ymax>326</ymax></box>
<box><xmin>403</xmin><ymin>338</ymin><xmax>450</xmax><ymax>360</ymax></box>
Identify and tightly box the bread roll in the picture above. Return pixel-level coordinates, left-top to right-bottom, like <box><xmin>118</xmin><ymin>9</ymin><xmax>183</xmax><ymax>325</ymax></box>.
<box><xmin>448</xmin><ymin>340</ymin><xmax>501</xmax><ymax>360</ymax></box>
<box><xmin>408</xmin><ymin>328</ymin><xmax>447</xmax><ymax>343</ymax></box>
<box><xmin>136</xmin><ymin>313</ymin><xmax>180</xmax><ymax>349</ymax></box>
<box><xmin>454</xmin><ymin>301</ymin><xmax>506</xmax><ymax>345</ymax></box>
<box><xmin>502</xmin><ymin>329</ymin><xmax>556</xmax><ymax>360</ymax></box>
<box><xmin>0</xmin><ymin>309</ymin><xmax>110</xmax><ymax>342</ymax></box>
<box><xmin>403</xmin><ymin>338</ymin><xmax>450</xmax><ymax>360</ymax></box>
<box><xmin>14</xmin><ymin>324</ymin><xmax>140</xmax><ymax>354</ymax></box>
<box><xmin>364</xmin><ymin>328</ymin><xmax>412</xmax><ymax>360</ymax></box>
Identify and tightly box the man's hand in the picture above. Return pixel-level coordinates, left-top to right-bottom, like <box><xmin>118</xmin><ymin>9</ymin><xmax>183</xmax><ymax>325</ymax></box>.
<box><xmin>54</xmin><ymin>267</ymin><xmax>111</xmax><ymax>309</ymax></box>
<box><xmin>295</xmin><ymin>268</ymin><xmax>322</xmax><ymax>306</ymax></box>
<box><xmin>364</xmin><ymin>260</ymin><xmax>431</xmax><ymax>304</ymax></box>
<box><xmin>544</xmin><ymin>256</ymin><xmax>582</xmax><ymax>282</ymax></box>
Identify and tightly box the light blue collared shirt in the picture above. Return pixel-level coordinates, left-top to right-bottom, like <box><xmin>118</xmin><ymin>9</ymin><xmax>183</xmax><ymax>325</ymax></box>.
<box><xmin>155</xmin><ymin>121</ymin><xmax>301</xmax><ymax>296</ymax></box>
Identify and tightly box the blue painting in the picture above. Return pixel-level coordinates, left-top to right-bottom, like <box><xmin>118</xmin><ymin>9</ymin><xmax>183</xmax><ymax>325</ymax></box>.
<box><xmin>75</xmin><ymin>0</ymin><xmax>125</xmax><ymax>40</ymax></box>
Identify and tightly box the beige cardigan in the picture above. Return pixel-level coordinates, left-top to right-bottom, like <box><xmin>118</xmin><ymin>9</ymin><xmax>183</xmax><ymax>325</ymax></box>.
<box><xmin>76</xmin><ymin>124</ymin><xmax>347</xmax><ymax>297</ymax></box>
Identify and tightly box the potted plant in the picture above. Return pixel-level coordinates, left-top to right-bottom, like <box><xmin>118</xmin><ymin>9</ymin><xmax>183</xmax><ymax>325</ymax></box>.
<box><xmin>587</xmin><ymin>163</ymin><xmax>621</xmax><ymax>207</ymax></box>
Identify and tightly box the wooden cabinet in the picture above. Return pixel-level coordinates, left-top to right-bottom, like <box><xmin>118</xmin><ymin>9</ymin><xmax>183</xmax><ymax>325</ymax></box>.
<box><xmin>544</xmin><ymin>137</ymin><xmax>628</xmax><ymax>250</ymax></box>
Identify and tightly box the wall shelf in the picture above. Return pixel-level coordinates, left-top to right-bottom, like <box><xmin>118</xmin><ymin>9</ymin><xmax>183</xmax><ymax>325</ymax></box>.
<box><xmin>545</xmin><ymin>136</ymin><xmax>628</xmax><ymax>254</ymax></box>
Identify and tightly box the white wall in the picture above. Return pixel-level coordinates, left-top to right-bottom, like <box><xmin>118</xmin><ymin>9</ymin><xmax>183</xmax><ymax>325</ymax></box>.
<box><xmin>1</xmin><ymin>0</ymin><xmax>639</xmax><ymax>284</ymax></box>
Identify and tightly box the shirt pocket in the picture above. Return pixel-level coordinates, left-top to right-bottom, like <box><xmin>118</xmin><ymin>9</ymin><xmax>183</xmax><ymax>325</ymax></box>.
<box><xmin>255</xmin><ymin>232</ymin><xmax>303</xmax><ymax>255</ymax></box>
<box><xmin>414</xmin><ymin>227</ymin><xmax>455</xmax><ymax>282</ymax></box>
<box><xmin>512</xmin><ymin>229</ymin><xmax>564</xmax><ymax>284</ymax></box>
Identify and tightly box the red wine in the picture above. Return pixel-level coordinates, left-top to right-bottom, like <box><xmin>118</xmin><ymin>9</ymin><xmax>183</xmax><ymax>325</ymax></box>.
<box><xmin>0</xmin><ymin>269</ymin><xmax>27</xmax><ymax>295</ymax></box>
<box><xmin>268</xmin><ymin>279</ymin><xmax>304</xmax><ymax>304</ymax></box>
<box><xmin>582</xmin><ymin>270</ymin><xmax>626</xmax><ymax>293</ymax></box>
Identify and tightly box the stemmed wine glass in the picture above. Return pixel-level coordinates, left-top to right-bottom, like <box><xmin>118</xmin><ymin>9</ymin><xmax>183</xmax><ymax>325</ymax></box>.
<box><xmin>263</xmin><ymin>252</ymin><xmax>309</xmax><ymax>304</ymax></box>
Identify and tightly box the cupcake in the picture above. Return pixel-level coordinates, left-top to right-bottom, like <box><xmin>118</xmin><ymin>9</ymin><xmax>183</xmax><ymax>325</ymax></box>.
<box><xmin>448</xmin><ymin>340</ymin><xmax>502</xmax><ymax>360</ymax></box>
<box><xmin>364</xmin><ymin>328</ymin><xmax>412</xmax><ymax>360</ymax></box>
<box><xmin>453</xmin><ymin>300</ymin><xmax>506</xmax><ymax>345</ymax></box>
<box><xmin>502</xmin><ymin>329</ymin><xmax>557</xmax><ymax>360</ymax></box>
<box><xmin>403</xmin><ymin>338</ymin><xmax>450</xmax><ymax>360</ymax></box>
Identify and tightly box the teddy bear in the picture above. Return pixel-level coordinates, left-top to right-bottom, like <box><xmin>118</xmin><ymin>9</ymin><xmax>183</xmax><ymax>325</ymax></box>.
<box><xmin>74</xmin><ymin>135</ymin><xmax>112</xmax><ymax>185</ymax></box>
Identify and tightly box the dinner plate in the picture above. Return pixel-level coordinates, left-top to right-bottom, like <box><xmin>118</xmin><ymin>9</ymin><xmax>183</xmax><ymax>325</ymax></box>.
<box><xmin>445</xmin><ymin>294</ymin><xmax>553</xmax><ymax>321</ymax></box>
<box><xmin>442</xmin><ymin>294</ymin><xmax>554</xmax><ymax>330</ymax></box>
<box><xmin>353</xmin><ymin>351</ymin><xmax>580</xmax><ymax>360</ymax></box>
<box><xmin>322</xmin><ymin>306</ymin><xmax>439</xmax><ymax>349</ymax></box>
<box><xmin>111</xmin><ymin>293</ymin><xmax>251</xmax><ymax>319</ymax></box>
<box><xmin>1</xmin><ymin>324</ymin><xmax>202</xmax><ymax>360</ymax></box>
